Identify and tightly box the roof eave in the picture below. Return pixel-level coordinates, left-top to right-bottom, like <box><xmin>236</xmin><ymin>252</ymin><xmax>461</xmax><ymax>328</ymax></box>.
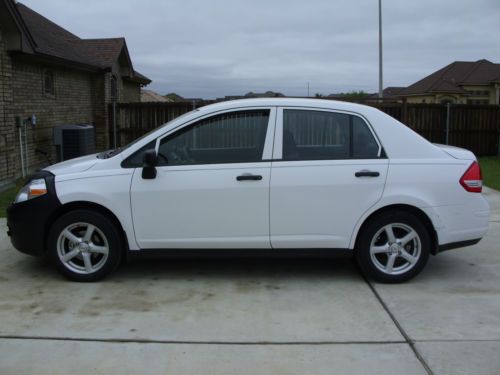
<box><xmin>11</xmin><ymin>51</ymin><xmax>102</xmax><ymax>72</ymax></box>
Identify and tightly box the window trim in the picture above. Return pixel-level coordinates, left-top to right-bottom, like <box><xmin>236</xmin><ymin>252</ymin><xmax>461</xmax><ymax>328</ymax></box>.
<box><xmin>43</xmin><ymin>69</ymin><xmax>55</xmax><ymax>97</ymax></box>
<box><xmin>153</xmin><ymin>107</ymin><xmax>276</xmax><ymax>167</ymax></box>
<box><xmin>272</xmin><ymin>107</ymin><xmax>384</xmax><ymax>161</ymax></box>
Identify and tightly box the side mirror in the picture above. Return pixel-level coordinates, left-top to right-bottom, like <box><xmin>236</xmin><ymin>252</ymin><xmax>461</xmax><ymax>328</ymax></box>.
<box><xmin>142</xmin><ymin>149</ymin><xmax>157</xmax><ymax>179</ymax></box>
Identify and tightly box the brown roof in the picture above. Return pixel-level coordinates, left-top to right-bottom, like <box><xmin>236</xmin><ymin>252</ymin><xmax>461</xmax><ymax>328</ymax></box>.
<box><xmin>141</xmin><ymin>90</ymin><xmax>172</xmax><ymax>102</ymax></box>
<box><xmin>13</xmin><ymin>2</ymin><xmax>150</xmax><ymax>83</ymax></box>
<box><xmin>402</xmin><ymin>59</ymin><xmax>500</xmax><ymax>96</ymax></box>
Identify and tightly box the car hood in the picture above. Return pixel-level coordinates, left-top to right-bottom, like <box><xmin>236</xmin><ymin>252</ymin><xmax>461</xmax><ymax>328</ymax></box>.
<box><xmin>44</xmin><ymin>153</ymin><xmax>99</xmax><ymax>175</ymax></box>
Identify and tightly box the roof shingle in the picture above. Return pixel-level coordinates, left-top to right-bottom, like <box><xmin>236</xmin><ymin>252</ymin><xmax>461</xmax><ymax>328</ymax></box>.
<box><xmin>402</xmin><ymin>60</ymin><xmax>500</xmax><ymax>96</ymax></box>
<box><xmin>15</xmin><ymin>2</ymin><xmax>150</xmax><ymax>83</ymax></box>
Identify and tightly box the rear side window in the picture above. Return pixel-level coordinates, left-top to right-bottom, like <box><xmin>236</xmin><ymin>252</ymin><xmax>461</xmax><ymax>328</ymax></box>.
<box><xmin>283</xmin><ymin>109</ymin><xmax>380</xmax><ymax>160</ymax></box>
<box><xmin>157</xmin><ymin>110</ymin><xmax>270</xmax><ymax>166</ymax></box>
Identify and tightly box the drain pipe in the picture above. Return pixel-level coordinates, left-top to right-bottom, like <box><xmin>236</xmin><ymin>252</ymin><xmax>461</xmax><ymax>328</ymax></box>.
<box><xmin>16</xmin><ymin>116</ymin><xmax>26</xmax><ymax>178</ymax></box>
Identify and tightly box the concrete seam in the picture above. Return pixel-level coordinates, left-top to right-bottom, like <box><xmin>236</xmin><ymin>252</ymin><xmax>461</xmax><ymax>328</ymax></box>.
<box><xmin>0</xmin><ymin>335</ymin><xmax>407</xmax><ymax>346</ymax></box>
<box><xmin>362</xmin><ymin>276</ymin><xmax>434</xmax><ymax>375</ymax></box>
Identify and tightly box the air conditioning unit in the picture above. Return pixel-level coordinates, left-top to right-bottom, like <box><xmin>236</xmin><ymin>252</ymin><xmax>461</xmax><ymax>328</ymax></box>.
<box><xmin>53</xmin><ymin>124</ymin><xmax>96</xmax><ymax>162</ymax></box>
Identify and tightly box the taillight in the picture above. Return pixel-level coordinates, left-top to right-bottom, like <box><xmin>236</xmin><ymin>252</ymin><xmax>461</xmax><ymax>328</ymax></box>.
<box><xmin>459</xmin><ymin>161</ymin><xmax>482</xmax><ymax>193</ymax></box>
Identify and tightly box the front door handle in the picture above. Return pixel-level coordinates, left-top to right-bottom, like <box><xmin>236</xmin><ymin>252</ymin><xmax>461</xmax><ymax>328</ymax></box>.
<box><xmin>236</xmin><ymin>174</ymin><xmax>263</xmax><ymax>181</ymax></box>
<box><xmin>355</xmin><ymin>170</ymin><xmax>380</xmax><ymax>177</ymax></box>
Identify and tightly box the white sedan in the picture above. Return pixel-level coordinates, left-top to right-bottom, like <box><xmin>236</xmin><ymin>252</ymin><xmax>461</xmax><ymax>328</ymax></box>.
<box><xmin>7</xmin><ymin>98</ymin><xmax>490</xmax><ymax>282</ymax></box>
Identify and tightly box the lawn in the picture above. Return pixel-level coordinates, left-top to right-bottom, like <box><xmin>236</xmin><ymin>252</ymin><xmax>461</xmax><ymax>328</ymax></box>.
<box><xmin>0</xmin><ymin>179</ymin><xmax>24</xmax><ymax>218</ymax></box>
<box><xmin>479</xmin><ymin>156</ymin><xmax>500</xmax><ymax>191</ymax></box>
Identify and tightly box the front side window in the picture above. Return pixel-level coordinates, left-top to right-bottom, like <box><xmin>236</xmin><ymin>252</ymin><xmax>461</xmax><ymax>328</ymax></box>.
<box><xmin>157</xmin><ymin>110</ymin><xmax>270</xmax><ymax>166</ymax></box>
<box><xmin>283</xmin><ymin>109</ymin><xmax>380</xmax><ymax>160</ymax></box>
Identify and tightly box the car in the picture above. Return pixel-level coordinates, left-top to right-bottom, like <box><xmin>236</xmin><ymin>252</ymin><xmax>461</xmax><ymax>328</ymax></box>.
<box><xmin>7</xmin><ymin>98</ymin><xmax>490</xmax><ymax>282</ymax></box>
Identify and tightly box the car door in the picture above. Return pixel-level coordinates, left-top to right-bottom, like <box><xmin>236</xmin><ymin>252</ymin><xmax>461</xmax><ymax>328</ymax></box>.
<box><xmin>270</xmin><ymin>107</ymin><xmax>389</xmax><ymax>249</ymax></box>
<box><xmin>130</xmin><ymin>108</ymin><xmax>276</xmax><ymax>249</ymax></box>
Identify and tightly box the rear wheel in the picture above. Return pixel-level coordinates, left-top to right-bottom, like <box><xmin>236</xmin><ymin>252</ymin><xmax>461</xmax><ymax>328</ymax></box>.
<box><xmin>356</xmin><ymin>211</ymin><xmax>430</xmax><ymax>283</ymax></box>
<box><xmin>48</xmin><ymin>209</ymin><xmax>122</xmax><ymax>282</ymax></box>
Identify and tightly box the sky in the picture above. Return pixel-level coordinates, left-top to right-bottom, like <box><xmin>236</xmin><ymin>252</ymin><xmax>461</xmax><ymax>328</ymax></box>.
<box><xmin>21</xmin><ymin>0</ymin><xmax>500</xmax><ymax>99</ymax></box>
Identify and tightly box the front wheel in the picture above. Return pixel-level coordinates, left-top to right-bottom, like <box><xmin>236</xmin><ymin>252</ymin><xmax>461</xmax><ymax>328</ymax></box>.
<box><xmin>48</xmin><ymin>209</ymin><xmax>122</xmax><ymax>282</ymax></box>
<box><xmin>356</xmin><ymin>211</ymin><xmax>430</xmax><ymax>283</ymax></box>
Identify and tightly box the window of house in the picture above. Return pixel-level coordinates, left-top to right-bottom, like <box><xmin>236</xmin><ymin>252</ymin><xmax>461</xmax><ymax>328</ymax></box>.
<box><xmin>282</xmin><ymin>109</ymin><xmax>380</xmax><ymax>161</ymax></box>
<box><xmin>467</xmin><ymin>99</ymin><xmax>489</xmax><ymax>105</ymax></box>
<box><xmin>43</xmin><ymin>70</ymin><xmax>55</xmax><ymax>96</ymax></box>
<box><xmin>157</xmin><ymin>110</ymin><xmax>270</xmax><ymax>166</ymax></box>
<box><xmin>110</xmin><ymin>76</ymin><xmax>118</xmax><ymax>100</ymax></box>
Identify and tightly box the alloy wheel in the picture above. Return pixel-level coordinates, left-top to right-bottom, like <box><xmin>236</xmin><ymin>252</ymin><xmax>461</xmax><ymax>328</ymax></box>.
<box><xmin>56</xmin><ymin>222</ymin><xmax>109</xmax><ymax>274</ymax></box>
<box><xmin>369</xmin><ymin>223</ymin><xmax>421</xmax><ymax>275</ymax></box>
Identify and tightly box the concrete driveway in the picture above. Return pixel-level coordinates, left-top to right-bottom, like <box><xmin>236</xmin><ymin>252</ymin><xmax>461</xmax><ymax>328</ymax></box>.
<box><xmin>0</xmin><ymin>189</ymin><xmax>499</xmax><ymax>374</ymax></box>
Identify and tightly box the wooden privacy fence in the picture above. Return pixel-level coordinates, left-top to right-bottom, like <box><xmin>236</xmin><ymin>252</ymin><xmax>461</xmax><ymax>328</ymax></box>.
<box><xmin>110</xmin><ymin>101</ymin><xmax>500</xmax><ymax>156</ymax></box>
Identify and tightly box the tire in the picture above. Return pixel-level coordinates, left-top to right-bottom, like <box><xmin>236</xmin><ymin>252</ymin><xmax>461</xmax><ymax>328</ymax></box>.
<box><xmin>355</xmin><ymin>210</ymin><xmax>430</xmax><ymax>283</ymax></box>
<box><xmin>47</xmin><ymin>209</ymin><xmax>122</xmax><ymax>282</ymax></box>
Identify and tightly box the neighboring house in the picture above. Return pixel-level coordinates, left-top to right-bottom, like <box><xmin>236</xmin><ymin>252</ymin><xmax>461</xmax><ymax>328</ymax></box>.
<box><xmin>165</xmin><ymin>92</ymin><xmax>186</xmax><ymax>102</ymax></box>
<box><xmin>141</xmin><ymin>89</ymin><xmax>171</xmax><ymax>102</ymax></box>
<box><xmin>399</xmin><ymin>59</ymin><xmax>500</xmax><ymax>104</ymax></box>
<box><xmin>218</xmin><ymin>91</ymin><xmax>285</xmax><ymax>101</ymax></box>
<box><xmin>0</xmin><ymin>0</ymin><xmax>151</xmax><ymax>186</ymax></box>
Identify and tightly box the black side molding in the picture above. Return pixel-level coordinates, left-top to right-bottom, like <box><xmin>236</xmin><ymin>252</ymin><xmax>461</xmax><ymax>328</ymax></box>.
<box><xmin>437</xmin><ymin>238</ymin><xmax>481</xmax><ymax>253</ymax></box>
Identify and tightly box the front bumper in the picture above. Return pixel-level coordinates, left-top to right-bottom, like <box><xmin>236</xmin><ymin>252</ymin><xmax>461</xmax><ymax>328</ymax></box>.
<box><xmin>6</xmin><ymin>171</ymin><xmax>61</xmax><ymax>256</ymax></box>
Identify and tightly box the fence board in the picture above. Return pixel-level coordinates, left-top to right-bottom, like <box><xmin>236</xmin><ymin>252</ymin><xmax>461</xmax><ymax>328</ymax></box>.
<box><xmin>110</xmin><ymin>102</ymin><xmax>500</xmax><ymax>156</ymax></box>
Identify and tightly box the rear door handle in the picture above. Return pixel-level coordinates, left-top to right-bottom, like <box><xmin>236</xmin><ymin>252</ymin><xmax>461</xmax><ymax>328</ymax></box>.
<box><xmin>355</xmin><ymin>170</ymin><xmax>380</xmax><ymax>177</ymax></box>
<box><xmin>236</xmin><ymin>174</ymin><xmax>263</xmax><ymax>181</ymax></box>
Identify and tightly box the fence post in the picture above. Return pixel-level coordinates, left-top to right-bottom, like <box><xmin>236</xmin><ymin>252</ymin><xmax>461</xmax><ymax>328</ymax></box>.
<box><xmin>112</xmin><ymin>100</ymin><xmax>117</xmax><ymax>148</ymax></box>
<box><xmin>445</xmin><ymin>102</ymin><xmax>450</xmax><ymax>145</ymax></box>
<box><xmin>498</xmin><ymin>130</ymin><xmax>500</xmax><ymax>156</ymax></box>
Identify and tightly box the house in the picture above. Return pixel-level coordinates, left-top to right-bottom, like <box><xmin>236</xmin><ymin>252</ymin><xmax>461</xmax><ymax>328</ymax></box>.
<box><xmin>141</xmin><ymin>89</ymin><xmax>172</xmax><ymax>102</ymax></box>
<box><xmin>217</xmin><ymin>91</ymin><xmax>285</xmax><ymax>101</ymax></box>
<box><xmin>0</xmin><ymin>0</ymin><xmax>151</xmax><ymax>186</ymax></box>
<box><xmin>399</xmin><ymin>60</ymin><xmax>500</xmax><ymax>104</ymax></box>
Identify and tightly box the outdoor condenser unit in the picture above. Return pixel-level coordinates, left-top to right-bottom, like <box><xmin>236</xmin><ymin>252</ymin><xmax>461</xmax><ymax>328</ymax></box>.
<box><xmin>53</xmin><ymin>124</ymin><xmax>96</xmax><ymax>162</ymax></box>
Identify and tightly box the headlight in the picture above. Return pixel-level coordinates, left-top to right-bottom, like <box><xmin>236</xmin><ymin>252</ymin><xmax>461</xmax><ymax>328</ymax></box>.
<box><xmin>14</xmin><ymin>178</ymin><xmax>48</xmax><ymax>203</ymax></box>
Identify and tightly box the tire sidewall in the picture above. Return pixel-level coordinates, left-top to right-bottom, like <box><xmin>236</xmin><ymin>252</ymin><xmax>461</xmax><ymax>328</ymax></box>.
<box><xmin>48</xmin><ymin>209</ymin><xmax>122</xmax><ymax>282</ymax></box>
<box><xmin>356</xmin><ymin>211</ymin><xmax>430</xmax><ymax>283</ymax></box>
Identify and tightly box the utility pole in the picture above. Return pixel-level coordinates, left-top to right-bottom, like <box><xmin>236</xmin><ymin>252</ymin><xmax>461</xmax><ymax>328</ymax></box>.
<box><xmin>307</xmin><ymin>82</ymin><xmax>310</xmax><ymax>97</ymax></box>
<box><xmin>378</xmin><ymin>0</ymin><xmax>383</xmax><ymax>100</ymax></box>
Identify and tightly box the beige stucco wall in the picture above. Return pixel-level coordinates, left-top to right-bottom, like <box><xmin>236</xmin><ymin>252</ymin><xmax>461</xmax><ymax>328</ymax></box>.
<box><xmin>404</xmin><ymin>84</ymin><xmax>499</xmax><ymax>105</ymax></box>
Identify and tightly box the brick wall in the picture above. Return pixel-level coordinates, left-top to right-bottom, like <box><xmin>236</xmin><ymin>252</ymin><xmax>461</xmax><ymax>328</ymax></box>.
<box><xmin>0</xmin><ymin>46</ymin><xmax>143</xmax><ymax>184</ymax></box>
<box><xmin>11</xmin><ymin>58</ymin><xmax>95</xmax><ymax>174</ymax></box>
<box><xmin>0</xmin><ymin>31</ymin><xmax>16</xmax><ymax>187</ymax></box>
<box><xmin>122</xmin><ymin>80</ymin><xmax>140</xmax><ymax>103</ymax></box>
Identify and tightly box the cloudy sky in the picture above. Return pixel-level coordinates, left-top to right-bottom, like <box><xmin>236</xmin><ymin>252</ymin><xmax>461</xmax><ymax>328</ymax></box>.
<box><xmin>22</xmin><ymin>0</ymin><xmax>500</xmax><ymax>99</ymax></box>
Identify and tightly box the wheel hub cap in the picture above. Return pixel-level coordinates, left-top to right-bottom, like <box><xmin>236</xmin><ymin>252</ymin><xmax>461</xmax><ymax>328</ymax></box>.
<box><xmin>78</xmin><ymin>242</ymin><xmax>90</xmax><ymax>252</ymax></box>
<box><xmin>389</xmin><ymin>243</ymin><xmax>400</xmax><ymax>254</ymax></box>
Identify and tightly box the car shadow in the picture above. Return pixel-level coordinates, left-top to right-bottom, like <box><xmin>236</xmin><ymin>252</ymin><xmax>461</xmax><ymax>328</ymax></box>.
<box><xmin>114</xmin><ymin>255</ymin><xmax>361</xmax><ymax>283</ymax></box>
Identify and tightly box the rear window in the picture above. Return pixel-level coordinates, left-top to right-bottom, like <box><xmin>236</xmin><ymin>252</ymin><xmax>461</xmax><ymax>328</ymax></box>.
<box><xmin>283</xmin><ymin>109</ymin><xmax>380</xmax><ymax>160</ymax></box>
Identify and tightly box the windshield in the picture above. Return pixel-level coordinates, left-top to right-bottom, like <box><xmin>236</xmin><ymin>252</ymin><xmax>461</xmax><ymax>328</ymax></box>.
<box><xmin>97</xmin><ymin>109</ymin><xmax>200</xmax><ymax>159</ymax></box>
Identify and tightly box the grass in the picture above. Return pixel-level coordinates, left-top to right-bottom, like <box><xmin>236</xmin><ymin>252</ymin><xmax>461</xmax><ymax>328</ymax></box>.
<box><xmin>479</xmin><ymin>156</ymin><xmax>500</xmax><ymax>191</ymax></box>
<box><xmin>0</xmin><ymin>179</ymin><xmax>25</xmax><ymax>218</ymax></box>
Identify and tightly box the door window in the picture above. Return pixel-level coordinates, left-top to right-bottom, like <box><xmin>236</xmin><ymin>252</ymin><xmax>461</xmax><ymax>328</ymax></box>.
<box><xmin>282</xmin><ymin>109</ymin><xmax>380</xmax><ymax>160</ymax></box>
<box><xmin>158</xmin><ymin>110</ymin><xmax>270</xmax><ymax>166</ymax></box>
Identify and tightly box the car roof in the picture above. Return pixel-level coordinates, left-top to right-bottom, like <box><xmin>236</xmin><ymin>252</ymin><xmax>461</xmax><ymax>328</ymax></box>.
<box><xmin>196</xmin><ymin>98</ymin><xmax>375</xmax><ymax>115</ymax></box>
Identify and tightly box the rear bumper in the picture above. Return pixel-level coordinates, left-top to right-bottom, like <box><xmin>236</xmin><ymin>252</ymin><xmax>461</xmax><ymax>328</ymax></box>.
<box><xmin>6</xmin><ymin>171</ymin><xmax>61</xmax><ymax>256</ymax></box>
<box><xmin>423</xmin><ymin>193</ymin><xmax>490</xmax><ymax>248</ymax></box>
